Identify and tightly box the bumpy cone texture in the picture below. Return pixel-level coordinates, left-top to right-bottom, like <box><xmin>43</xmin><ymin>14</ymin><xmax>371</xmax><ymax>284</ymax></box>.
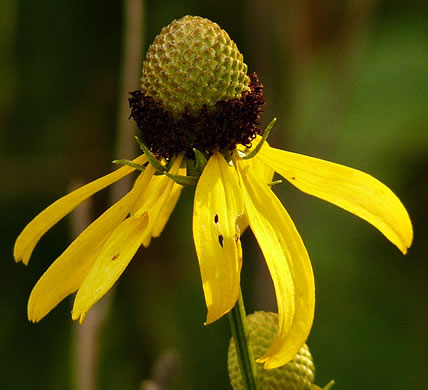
<box><xmin>141</xmin><ymin>15</ymin><xmax>250</xmax><ymax>115</ymax></box>
<box><xmin>228</xmin><ymin>312</ymin><xmax>315</xmax><ymax>390</ymax></box>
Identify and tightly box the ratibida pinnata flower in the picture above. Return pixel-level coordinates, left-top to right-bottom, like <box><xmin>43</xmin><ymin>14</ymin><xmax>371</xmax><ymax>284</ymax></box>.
<box><xmin>15</xmin><ymin>15</ymin><xmax>412</xmax><ymax>370</ymax></box>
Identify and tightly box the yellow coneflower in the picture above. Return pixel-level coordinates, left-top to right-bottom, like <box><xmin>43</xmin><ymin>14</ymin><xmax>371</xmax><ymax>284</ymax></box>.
<box><xmin>14</xmin><ymin>16</ymin><xmax>412</xmax><ymax>370</ymax></box>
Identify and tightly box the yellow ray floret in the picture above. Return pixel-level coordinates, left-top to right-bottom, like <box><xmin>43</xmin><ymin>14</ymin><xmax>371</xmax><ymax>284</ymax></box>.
<box><xmin>237</xmin><ymin>159</ymin><xmax>315</xmax><ymax>369</ymax></box>
<box><xmin>72</xmin><ymin>156</ymin><xmax>183</xmax><ymax>323</ymax></box>
<box><xmin>26</xmin><ymin>154</ymin><xmax>185</xmax><ymax>323</ymax></box>
<box><xmin>257</xmin><ymin>144</ymin><xmax>413</xmax><ymax>254</ymax></box>
<box><xmin>151</xmin><ymin>168</ymin><xmax>186</xmax><ymax>237</ymax></box>
<box><xmin>72</xmin><ymin>213</ymin><xmax>150</xmax><ymax>323</ymax></box>
<box><xmin>27</xmin><ymin>168</ymin><xmax>153</xmax><ymax>322</ymax></box>
<box><xmin>14</xmin><ymin>155</ymin><xmax>147</xmax><ymax>265</ymax></box>
<box><xmin>193</xmin><ymin>152</ymin><xmax>244</xmax><ymax>325</ymax></box>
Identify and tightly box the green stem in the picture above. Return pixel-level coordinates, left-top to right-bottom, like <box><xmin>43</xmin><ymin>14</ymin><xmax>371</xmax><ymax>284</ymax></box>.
<box><xmin>228</xmin><ymin>292</ymin><xmax>258</xmax><ymax>390</ymax></box>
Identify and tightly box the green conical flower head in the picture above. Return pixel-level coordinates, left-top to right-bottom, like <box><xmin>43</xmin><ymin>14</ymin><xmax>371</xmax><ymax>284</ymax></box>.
<box><xmin>141</xmin><ymin>15</ymin><xmax>250</xmax><ymax>115</ymax></box>
<box><xmin>228</xmin><ymin>312</ymin><xmax>315</xmax><ymax>390</ymax></box>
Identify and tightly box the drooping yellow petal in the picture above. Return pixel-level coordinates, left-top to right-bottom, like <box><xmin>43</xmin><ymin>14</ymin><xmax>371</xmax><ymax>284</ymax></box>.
<box><xmin>29</xmin><ymin>249</ymin><xmax>101</xmax><ymax>323</ymax></box>
<box><xmin>151</xmin><ymin>170</ymin><xmax>185</xmax><ymax>237</ymax></box>
<box><xmin>193</xmin><ymin>152</ymin><xmax>244</xmax><ymax>324</ymax></box>
<box><xmin>27</xmin><ymin>168</ymin><xmax>154</xmax><ymax>322</ymax></box>
<box><xmin>130</xmin><ymin>157</ymin><xmax>184</xmax><ymax>217</ymax></box>
<box><xmin>14</xmin><ymin>155</ymin><xmax>148</xmax><ymax>264</ymax></box>
<box><xmin>238</xmin><ymin>160</ymin><xmax>315</xmax><ymax>369</ymax></box>
<box><xmin>130</xmin><ymin>173</ymin><xmax>162</xmax><ymax>216</ymax></box>
<box><xmin>235</xmin><ymin>149</ymin><xmax>274</xmax><ymax>233</ymax></box>
<box><xmin>72</xmin><ymin>157</ymin><xmax>183</xmax><ymax>322</ymax></box>
<box><xmin>135</xmin><ymin>155</ymin><xmax>184</xmax><ymax>247</ymax></box>
<box><xmin>72</xmin><ymin>213</ymin><xmax>150</xmax><ymax>323</ymax></box>
<box><xmin>258</xmin><ymin>145</ymin><xmax>413</xmax><ymax>254</ymax></box>
<box><xmin>238</xmin><ymin>136</ymin><xmax>275</xmax><ymax>185</ymax></box>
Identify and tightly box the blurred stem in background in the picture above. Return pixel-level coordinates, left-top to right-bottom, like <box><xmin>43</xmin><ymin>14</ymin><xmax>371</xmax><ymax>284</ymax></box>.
<box><xmin>277</xmin><ymin>0</ymin><xmax>377</xmax><ymax>152</ymax></box>
<box><xmin>72</xmin><ymin>1</ymin><xmax>144</xmax><ymax>389</ymax></box>
<box><xmin>0</xmin><ymin>0</ymin><xmax>18</xmax><ymax>115</ymax></box>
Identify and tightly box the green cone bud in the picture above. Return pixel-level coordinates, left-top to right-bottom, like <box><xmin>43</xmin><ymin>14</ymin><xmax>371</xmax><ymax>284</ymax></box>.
<box><xmin>228</xmin><ymin>312</ymin><xmax>315</xmax><ymax>390</ymax></box>
<box><xmin>141</xmin><ymin>15</ymin><xmax>250</xmax><ymax>115</ymax></box>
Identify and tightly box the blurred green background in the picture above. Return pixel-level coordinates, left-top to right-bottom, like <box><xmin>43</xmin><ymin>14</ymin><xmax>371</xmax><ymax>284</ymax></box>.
<box><xmin>2</xmin><ymin>0</ymin><xmax>427</xmax><ymax>389</ymax></box>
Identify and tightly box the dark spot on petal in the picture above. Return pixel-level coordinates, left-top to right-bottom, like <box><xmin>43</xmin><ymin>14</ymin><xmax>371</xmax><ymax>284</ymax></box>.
<box><xmin>112</xmin><ymin>253</ymin><xmax>120</xmax><ymax>261</ymax></box>
<box><xmin>218</xmin><ymin>234</ymin><xmax>224</xmax><ymax>248</ymax></box>
<box><xmin>214</xmin><ymin>214</ymin><xmax>219</xmax><ymax>223</ymax></box>
<box><xmin>291</xmin><ymin>176</ymin><xmax>296</xmax><ymax>180</ymax></box>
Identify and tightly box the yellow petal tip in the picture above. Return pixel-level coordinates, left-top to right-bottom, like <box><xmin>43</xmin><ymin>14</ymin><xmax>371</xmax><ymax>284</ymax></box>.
<box><xmin>14</xmin><ymin>255</ymin><xmax>23</xmax><ymax>264</ymax></box>
<box><xmin>396</xmin><ymin>229</ymin><xmax>412</xmax><ymax>254</ymax></box>
<box><xmin>255</xmin><ymin>356</ymin><xmax>284</xmax><ymax>370</ymax></box>
<box><xmin>27</xmin><ymin>307</ymin><xmax>42</xmax><ymax>323</ymax></box>
<box><xmin>27</xmin><ymin>314</ymin><xmax>39</xmax><ymax>323</ymax></box>
<box><xmin>72</xmin><ymin>310</ymin><xmax>87</xmax><ymax>324</ymax></box>
<box><xmin>204</xmin><ymin>304</ymin><xmax>234</xmax><ymax>326</ymax></box>
<box><xmin>204</xmin><ymin>313</ymin><xmax>220</xmax><ymax>326</ymax></box>
<box><xmin>13</xmin><ymin>241</ymin><xmax>28</xmax><ymax>264</ymax></box>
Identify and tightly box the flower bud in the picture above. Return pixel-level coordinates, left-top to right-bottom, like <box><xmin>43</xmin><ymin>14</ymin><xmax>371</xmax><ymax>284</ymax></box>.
<box><xmin>228</xmin><ymin>312</ymin><xmax>315</xmax><ymax>390</ymax></box>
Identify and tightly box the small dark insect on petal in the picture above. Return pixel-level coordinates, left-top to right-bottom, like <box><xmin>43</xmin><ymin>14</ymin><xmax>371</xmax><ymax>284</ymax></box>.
<box><xmin>214</xmin><ymin>214</ymin><xmax>219</xmax><ymax>224</ymax></box>
<box><xmin>112</xmin><ymin>253</ymin><xmax>120</xmax><ymax>261</ymax></box>
<box><xmin>218</xmin><ymin>234</ymin><xmax>224</xmax><ymax>248</ymax></box>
